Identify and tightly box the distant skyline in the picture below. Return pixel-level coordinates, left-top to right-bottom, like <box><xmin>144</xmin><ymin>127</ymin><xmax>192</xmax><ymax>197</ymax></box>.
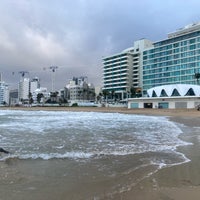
<box><xmin>1</xmin><ymin>0</ymin><xmax>200</xmax><ymax>90</ymax></box>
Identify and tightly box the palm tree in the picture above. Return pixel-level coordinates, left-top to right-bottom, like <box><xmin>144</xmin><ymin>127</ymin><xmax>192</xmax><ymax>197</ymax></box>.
<box><xmin>130</xmin><ymin>87</ymin><xmax>136</xmax><ymax>98</ymax></box>
<box><xmin>195</xmin><ymin>73</ymin><xmax>200</xmax><ymax>84</ymax></box>
<box><xmin>102</xmin><ymin>90</ymin><xmax>109</xmax><ymax>102</ymax></box>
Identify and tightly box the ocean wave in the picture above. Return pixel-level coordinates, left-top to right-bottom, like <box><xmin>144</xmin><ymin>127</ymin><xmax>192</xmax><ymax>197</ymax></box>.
<box><xmin>0</xmin><ymin>152</ymin><xmax>94</xmax><ymax>161</ymax></box>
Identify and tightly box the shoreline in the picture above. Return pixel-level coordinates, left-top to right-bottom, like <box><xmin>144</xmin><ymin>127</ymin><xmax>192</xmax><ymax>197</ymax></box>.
<box><xmin>1</xmin><ymin>107</ymin><xmax>200</xmax><ymax>199</ymax></box>
<box><xmin>0</xmin><ymin>106</ymin><xmax>199</xmax><ymax>117</ymax></box>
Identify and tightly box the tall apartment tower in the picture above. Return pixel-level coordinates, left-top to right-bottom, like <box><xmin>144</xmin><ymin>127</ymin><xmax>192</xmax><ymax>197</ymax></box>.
<box><xmin>30</xmin><ymin>77</ymin><xmax>40</xmax><ymax>93</ymax></box>
<box><xmin>0</xmin><ymin>73</ymin><xmax>9</xmax><ymax>105</ymax></box>
<box><xmin>0</xmin><ymin>82</ymin><xmax>9</xmax><ymax>105</ymax></box>
<box><xmin>143</xmin><ymin>22</ymin><xmax>200</xmax><ymax>95</ymax></box>
<box><xmin>18</xmin><ymin>78</ymin><xmax>30</xmax><ymax>101</ymax></box>
<box><xmin>102</xmin><ymin>39</ymin><xmax>153</xmax><ymax>100</ymax></box>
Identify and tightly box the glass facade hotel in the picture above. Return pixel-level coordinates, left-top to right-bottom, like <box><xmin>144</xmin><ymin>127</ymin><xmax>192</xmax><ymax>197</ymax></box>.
<box><xmin>103</xmin><ymin>23</ymin><xmax>200</xmax><ymax>98</ymax></box>
<box><xmin>143</xmin><ymin>23</ymin><xmax>200</xmax><ymax>95</ymax></box>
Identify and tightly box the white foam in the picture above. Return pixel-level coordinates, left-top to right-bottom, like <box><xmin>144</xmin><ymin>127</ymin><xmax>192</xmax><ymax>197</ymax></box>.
<box><xmin>0</xmin><ymin>110</ymin><xmax>192</xmax><ymax>166</ymax></box>
<box><xmin>6</xmin><ymin>152</ymin><xmax>93</xmax><ymax>160</ymax></box>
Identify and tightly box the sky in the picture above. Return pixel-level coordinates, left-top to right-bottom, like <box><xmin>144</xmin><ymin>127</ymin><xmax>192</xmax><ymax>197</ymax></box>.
<box><xmin>1</xmin><ymin>0</ymin><xmax>200</xmax><ymax>91</ymax></box>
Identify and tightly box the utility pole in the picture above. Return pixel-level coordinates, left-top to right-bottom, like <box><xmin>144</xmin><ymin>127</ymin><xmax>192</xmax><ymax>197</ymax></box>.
<box><xmin>49</xmin><ymin>66</ymin><xmax>58</xmax><ymax>92</ymax></box>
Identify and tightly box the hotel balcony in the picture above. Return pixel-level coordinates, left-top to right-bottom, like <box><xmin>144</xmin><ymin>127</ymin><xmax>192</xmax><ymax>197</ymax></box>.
<box><xmin>103</xmin><ymin>73</ymin><xmax>129</xmax><ymax>80</ymax></box>
<box><xmin>103</xmin><ymin>55</ymin><xmax>129</xmax><ymax>63</ymax></box>
<box><xmin>103</xmin><ymin>67</ymin><xmax>128</xmax><ymax>75</ymax></box>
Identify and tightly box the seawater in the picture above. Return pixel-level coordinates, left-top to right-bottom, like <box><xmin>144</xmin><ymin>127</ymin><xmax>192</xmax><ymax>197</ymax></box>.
<box><xmin>0</xmin><ymin>110</ymin><xmax>191</xmax><ymax>199</ymax></box>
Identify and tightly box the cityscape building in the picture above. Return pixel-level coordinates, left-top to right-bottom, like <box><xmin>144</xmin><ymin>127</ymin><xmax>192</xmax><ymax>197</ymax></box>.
<box><xmin>0</xmin><ymin>72</ymin><xmax>9</xmax><ymax>105</ymax></box>
<box><xmin>102</xmin><ymin>39</ymin><xmax>153</xmax><ymax>100</ymax></box>
<box><xmin>103</xmin><ymin>22</ymin><xmax>200</xmax><ymax>100</ymax></box>
<box><xmin>18</xmin><ymin>77</ymin><xmax>30</xmax><ymax>102</ymax></box>
<box><xmin>30</xmin><ymin>77</ymin><xmax>40</xmax><ymax>94</ymax></box>
<box><xmin>32</xmin><ymin>87</ymin><xmax>49</xmax><ymax>104</ymax></box>
<box><xmin>65</xmin><ymin>76</ymin><xmax>95</xmax><ymax>102</ymax></box>
<box><xmin>0</xmin><ymin>81</ymin><xmax>9</xmax><ymax>105</ymax></box>
<box><xmin>143</xmin><ymin>22</ymin><xmax>200</xmax><ymax>95</ymax></box>
<box><xmin>9</xmin><ymin>89</ymin><xmax>18</xmax><ymax>106</ymax></box>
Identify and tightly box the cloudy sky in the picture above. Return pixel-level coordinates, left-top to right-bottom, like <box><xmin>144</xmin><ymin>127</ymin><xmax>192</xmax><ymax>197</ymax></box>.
<box><xmin>1</xmin><ymin>0</ymin><xmax>200</xmax><ymax>90</ymax></box>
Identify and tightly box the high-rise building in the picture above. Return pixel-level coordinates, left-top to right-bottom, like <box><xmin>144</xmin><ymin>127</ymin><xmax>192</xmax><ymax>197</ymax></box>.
<box><xmin>103</xmin><ymin>22</ymin><xmax>200</xmax><ymax>99</ymax></box>
<box><xmin>10</xmin><ymin>89</ymin><xmax>18</xmax><ymax>106</ymax></box>
<box><xmin>18</xmin><ymin>78</ymin><xmax>30</xmax><ymax>102</ymax></box>
<box><xmin>102</xmin><ymin>39</ymin><xmax>153</xmax><ymax>100</ymax></box>
<box><xmin>0</xmin><ymin>73</ymin><xmax>9</xmax><ymax>105</ymax></box>
<box><xmin>143</xmin><ymin>22</ymin><xmax>200</xmax><ymax>95</ymax></box>
<box><xmin>0</xmin><ymin>81</ymin><xmax>9</xmax><ymax>105</ymax></box>
<box><xmin>30</xmin><ymin>77</ymin><xmax>40</xmax><ymax>93</ymax></box>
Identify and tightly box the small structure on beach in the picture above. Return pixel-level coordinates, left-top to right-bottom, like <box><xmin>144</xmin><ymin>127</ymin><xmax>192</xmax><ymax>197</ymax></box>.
<box><xmin>128</xmin><ymin>84</ymin><xmax>200</xmax><ymax>109</ymax></box>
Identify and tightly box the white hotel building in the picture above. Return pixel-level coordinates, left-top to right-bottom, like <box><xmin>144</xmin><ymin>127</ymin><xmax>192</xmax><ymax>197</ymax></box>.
<box><xmin>18</xmin><ymin>77</ymin><xmax>41</xmax><ymax>103</ymax></box>
<box><xmin>0</xmin><ymin>73</ymin><xmax>9</xmax><ymax>105</ymax></box>
<box><xmin>102</xmin><ymin>39</ymin><xmax>153</xmax><ymax>100</ymax></box>
<box><xmin>0</xmin><ymin>82</ymin><xmax>9</xmax><ymax>105</ymax></box>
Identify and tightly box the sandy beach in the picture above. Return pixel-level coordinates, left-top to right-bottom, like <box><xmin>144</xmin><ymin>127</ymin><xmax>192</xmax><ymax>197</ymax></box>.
<box><xmin>1</xmin><ymin>106</ymin><xmax>200</xmax><ymax>200</ymax></box>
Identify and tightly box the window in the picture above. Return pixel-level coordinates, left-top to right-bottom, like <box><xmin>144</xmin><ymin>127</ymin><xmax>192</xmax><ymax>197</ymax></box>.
<box><xmin>185</xmin><ymin>88</ymin><xmax>195</xmax><ymax>96</ymax></box>
<box><xmin>171</xmin><ymin>89</ymin><xmax>180</xmax><ymax>96</ymax></box>
<box><xmin>189</xmin><ymin>39</ymin><xmax>195</xmax><ymax>44</ymax></box>
<box><xmin>160</xmin><ymin>89</ymin><xmax>168</xmax><ymax>97</ymax></box>
<box><xmin>152</xmin><ymin>90</ymin><xmax>157</xmax><ymax>97</ymax></box>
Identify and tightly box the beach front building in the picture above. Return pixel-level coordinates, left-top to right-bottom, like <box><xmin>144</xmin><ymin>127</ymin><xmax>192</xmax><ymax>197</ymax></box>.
<box><xmin>126</xmin><ymin>22</ymin><xmax>200</xmax><ymax>109</ymax></box>
<box><xmin>102</xmin><ymin>39</ymin><xmax>153</xmax><ymax>101</ymax></box>
<box><xmin>143</xmin><ymin>22</ymin><xmax>200</xmax><ymax>96</ymax></box>
<box><xmin>30</xmin><ymin>77</ymin><xmax>40</xmax><ymax>94</ymax></box>
<box><xmin>128</xmin><ymin>84</ymin><xmax>200</xmax><ymax>109</ymax></box>
<box><xmin>0</xmin><ymin>73</ymin><xmax>9</xmax><ymax>105</ymax></box>
<box><xmin>9</xmin><ymin>89</ymin><xmax>18</xmax><ymax>106</ymax></box>
<box><xmin>18</xmin><ymin>78</ymin><xmax>30</xmax><ymax>103</ymax></box>
<box><xmin>65</xmin><ymin>76</ymin><xmax>95</xmax><ymax>103</ymax></box>
<box><xmin>0</xmin><ymin>81</ymin><xmax>9</xmax><ymax>105</ymax></box>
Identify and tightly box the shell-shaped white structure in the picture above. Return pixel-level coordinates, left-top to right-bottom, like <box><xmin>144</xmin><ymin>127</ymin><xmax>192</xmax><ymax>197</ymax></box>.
<box><xmin>147</xmin><ymin>84</ymin><xmax>200</xmax><ymax>97</ymax></box>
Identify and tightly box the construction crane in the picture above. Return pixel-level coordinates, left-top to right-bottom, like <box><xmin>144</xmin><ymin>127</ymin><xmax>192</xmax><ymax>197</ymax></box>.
<box><xmin>49</xmin><ymin>66</ymin><xmax>58</xmax><ymax>92</ymax></box>
<box><xmin>19</xmin><ymin>71</ymin><xmax>29</xmax><ymax>78</ymax></box>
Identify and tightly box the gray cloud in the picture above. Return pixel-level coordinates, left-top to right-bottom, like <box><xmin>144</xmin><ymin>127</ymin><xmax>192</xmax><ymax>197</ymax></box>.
<box><xmin>1</xmin><ymin>0</ymin><xmax>200</xmax><ymax>90</ymax></box>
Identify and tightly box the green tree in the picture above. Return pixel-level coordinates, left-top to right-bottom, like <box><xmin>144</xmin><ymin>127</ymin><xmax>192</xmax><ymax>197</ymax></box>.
<box><xmin>37</xmin><ymin>93</ymin><xmax>44</xmax><ymax>104</ymax></box>
<box><xmin>130</xmin><ymin>87</ymin><xmax>136</xmax><ymax>98</ymax></box>
<box><xmin>102</xmin><ymin>90</ymin><xmax>109</xmax><ymax>102</ymax></box>
<box><xmin>50</xmin><ymin>91</ymin><xmax>59</xmax><ymax>103</ymax></box>
<box><xmin>195</xmin><ymin>73</ymin><xmax>200</xmax><ymax>84</ymax></box>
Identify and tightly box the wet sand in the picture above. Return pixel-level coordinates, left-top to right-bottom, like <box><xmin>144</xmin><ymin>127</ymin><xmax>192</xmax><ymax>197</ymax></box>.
<box><xmin>1</xmin><ymin>106</ymin><xmax>200</xmax><ymax>199</ymax></box>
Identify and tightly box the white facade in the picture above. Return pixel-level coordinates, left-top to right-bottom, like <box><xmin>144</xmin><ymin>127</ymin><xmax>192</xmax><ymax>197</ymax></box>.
<box><xmin>147</xmin><ymin>84</ymin><xmax>200</xmax><ymax>97</ymax></box>
<box><xmin>32</xmin><ymin>87</ymin><xmax>49</xmax><ymax>103</ymax></box>
<box><xmin>66</xmin><ymin>77</ymin><xmax>95</xmax><ymax>102</ymax></box>
<box><xmin>18</xmin><ymin>78</ymin><xmax>30</xmax><ymax>101</ymax></box>
<box><xmin>168</xmin><ymin>22</ymin><xmax>200</xmax><ymax>38</ymax></box>
<box><xmin>0</xmin><ymin>81</ymin><xmax>9</xmax><ymax>105</ymax></box>
<box><xmin>102</xmin><ymin>39</ymin><xmax>153</xmax><ymax>100</ymax></box>
<box><xmin>128</xmin><ymin>96</ymin><xmax>200</xmax><ymax>109</ymax></box>
<box><xmin>30</xmin><ymin>77</ymin><xmax>40</xmax><ymax>94</ymax></box>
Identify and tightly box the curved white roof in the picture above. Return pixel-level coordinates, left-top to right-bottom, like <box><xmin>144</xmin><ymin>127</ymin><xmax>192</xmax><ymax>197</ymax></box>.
<box><xmin>147</xmin><ymin>84</ymin><xmax>200</xmax><ymax>97</ymax></box>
